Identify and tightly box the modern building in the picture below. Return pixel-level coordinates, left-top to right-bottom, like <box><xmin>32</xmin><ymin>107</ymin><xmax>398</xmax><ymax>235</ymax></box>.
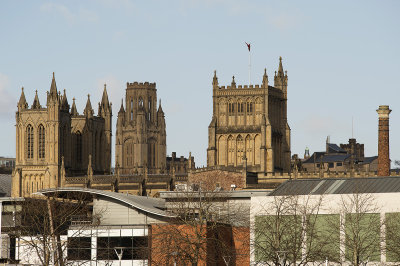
<box><xmin>251</xmin><ymin>177</ymin><xmax>400</xmax><ymax>265</ymax></box>
<box><xmin>207</xmin><ymin>57</ymin><xmax>291</xmax><ymax>174</ymax></box>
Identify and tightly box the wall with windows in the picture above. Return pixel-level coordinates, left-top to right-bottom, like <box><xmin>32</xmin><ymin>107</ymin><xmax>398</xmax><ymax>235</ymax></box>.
<box><xmin>251</xmin><ymin>192</ymin><xmax>400</xmax><ymax>265</ymax></box>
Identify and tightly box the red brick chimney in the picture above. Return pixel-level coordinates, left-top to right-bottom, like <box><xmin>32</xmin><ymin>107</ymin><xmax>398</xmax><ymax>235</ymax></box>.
<box><xmin>377</xmin><ymin>105</ymin><xmax>392</xmax><ymax>176</ymax></box>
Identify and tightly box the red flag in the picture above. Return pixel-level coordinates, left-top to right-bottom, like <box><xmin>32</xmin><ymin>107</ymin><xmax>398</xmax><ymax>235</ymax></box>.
<box><xmin>245</xmin><ymin>42</ymin><xmax>251</xmax><ymax>52</ymax></box>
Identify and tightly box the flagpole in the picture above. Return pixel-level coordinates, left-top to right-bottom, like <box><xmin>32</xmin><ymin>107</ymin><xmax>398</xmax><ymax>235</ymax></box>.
<box><xmin>248</xmin><ymin>49</ymin><xmax>251</xmax><ymax>85</ymax></box>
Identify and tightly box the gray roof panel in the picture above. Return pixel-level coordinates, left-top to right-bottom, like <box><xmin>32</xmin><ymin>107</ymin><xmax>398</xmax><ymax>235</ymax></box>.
<box><xmin>270</xmin><ymin>176</ymin><xmax>400</xmax><ymax>196</ymax></box>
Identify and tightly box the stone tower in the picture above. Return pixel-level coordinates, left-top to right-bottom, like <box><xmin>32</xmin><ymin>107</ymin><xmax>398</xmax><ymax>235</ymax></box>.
<box><xmin>115</xmin><ymin>82</ymin><xmax>166</xmax><ymax>174</ymax></box>
<box><xmin>12</xmin><ymin>73</ymin><xmax>112</xmax><ymax>197</ymax></box>
<box><xmin>377</xmin><ymin>105</ymin><xmax>391</xmax><ymax>176</ymax></box>
<box><xmin>207</xmin><ymin>57</ymin><xmax>291</xmax><ymax>173</ymax></box>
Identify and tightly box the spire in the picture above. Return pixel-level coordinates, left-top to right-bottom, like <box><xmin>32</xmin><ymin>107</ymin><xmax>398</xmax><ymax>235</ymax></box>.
<box><xmin>31</xmin><ymin>90</ymin><xmax>41</xmax><ymax>109</ymax></box>
<box><xmin>212</xmin><ymin>70</ymin><xmax>218</xmax><ymax>87</ymax></box>
<box><xmin>157</xmin><ymin>99</ymin><xmax>164</xmax><ymax>114</ymax></box>
<box><xmin>18</xmin><ymin>87</ymin><xmax>28</xmax><ymax>109</ymax></box>
<box><xmin>71</xmin><ymin>97</ymin><xmax>78</xmax><ymax>116</ymax></box>
<box><xmin>118</xmin><ymin>99</ymin><xmax>125</xmax><ymax>114</ymax></box>
<box><xmin>49</xmin><ymin>72</ymin><xmax>58</xmax><ymax>99</ymax></box>
<box><xmin>61</xmin><ymin>89</ymin><xmax>69</xmax><ymax>111</ymax></box>
<box><xmin>101</xmin><ymin>83</ymin><xmax>110</xmax><ymax>112</ymax></box>
<box><xmin>231</xmin><ymin>76</ymin><xmax>236</xmax><ymax>88</ymax></box>
<box><xmin>262</xmin><ymin>68</ymin><xmax>268</xmax><ymax>87</ymax></box>
<box><xmin>277</xmin><ymin>56</ymin><xmax>284</xmax><ymax>76</ymax></box>
<box><xmin>84</xmin><ymin>94</ymin><xmax>94</xmax><ymax>118</ymax></box>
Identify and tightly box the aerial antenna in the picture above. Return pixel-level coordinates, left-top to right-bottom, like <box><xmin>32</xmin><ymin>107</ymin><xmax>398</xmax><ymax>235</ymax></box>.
<box><xmin>352</xmin><ymin>116</ymin><xmax>354</xmax><ymax>138</ymax></box>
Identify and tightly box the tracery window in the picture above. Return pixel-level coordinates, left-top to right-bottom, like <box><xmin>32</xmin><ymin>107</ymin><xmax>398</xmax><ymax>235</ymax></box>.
<box><xmin>148</xmin><ymin>97</ymin><xmax>152</xmax><ymax>121</ymax></box>
<box><xmin>38</xmin><ymin>124</ymin><xmax>45</xmax><ymax>159</ymax></box>
<box><xmin>228</xmin><ymin>102</ymin><xmax>235</xmax><ymax>114</ymax></box>
<box><xmin>76</xmin><ymin>131</ymin><xmax>82</xmax><ymax>163</ymax></box>
<box><xmin>247</xmin><ymin>102</ymin><xmax>253</xmax><ymax>113</ymax></box>
<box><xmin>130</xmin><ymin>99</ymin><xmax>134</xmax><ymax>121</ymax></box>
<box><xmin>139</xmin><ymin>97</ymin><xmax>144</xmax><ymax>108</ymax></box>
<box><xmin>238</xmin><ymin>102</ymin><xmax>244</xmax><ymax>113</ymax></box>
<box><xmin>26</xmin><ymin>124</ymin><xmax>34</xmax><ymax>159</ymax></box>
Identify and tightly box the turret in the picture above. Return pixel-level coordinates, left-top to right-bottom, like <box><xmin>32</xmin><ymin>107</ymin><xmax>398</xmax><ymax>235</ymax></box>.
<box><xmin>157</xmin><ymin>99</ymin><xmax>165</xmax><ymax>128</ymax></box>
<box><xmin>117</xmin><ymin>99</ymin><xmax>125</xmax><ymax>127</ymax></box>
<box><xmin>31</xmin><ymin>90</ymin><xmax>41</xmax><ymax>109</ymax></box>
<box><xmin>47</xmin><ymin>72</ymin><xmax>59</xmax><ymax>103</ymax></box>
<box><xmin>61</xmin><ymin>89</ymin><xmax>69</xmax><ymax>112</ymax></box>
<box><xmin>84</xmin><ymin>94</ymin><xmax>94</xmax><ymax>118</ymax></box>
<box><xmin>231</xmin><ymin>76</ymin><xmax>236</xmax><ymax>88</ymax></box>
<box><xmin>17</xmin><ymin>87</ymin><xmax>28</xmax><ymax>111</ymax></box>
<box><xmin>70</xmin><ymin>98</ymin><xmax>78</xmax><ymax>116</ymax></box>
<box><xmin>212</xmin><ymin>70</ymin><xmax>218</xmax><ymax>89</ymax></box>
<box><xmin>99</xmin><ymin>84</ymin><xmax>111</xmax><ymax>116</ymax></box>
<box><xmin>262</xmin><ymin>68</ymin><xmax>268</xmax><ymax>88</ymax></box>
<box><xmin>274</xmin><ymin>57</ymin><xmax>288</xmax><ymax>98</ymax></box>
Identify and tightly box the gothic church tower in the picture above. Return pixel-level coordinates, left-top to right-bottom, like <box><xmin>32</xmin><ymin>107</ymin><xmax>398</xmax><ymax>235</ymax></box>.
<box><xmin>207</xmin><ymin>57</ymin><xmax>291</xmax><ymax>173</ymax></box>
<box><xmin>115</xmin><ymin>82</ymin><xmax>166</xmax><ymax>174</ymax></box>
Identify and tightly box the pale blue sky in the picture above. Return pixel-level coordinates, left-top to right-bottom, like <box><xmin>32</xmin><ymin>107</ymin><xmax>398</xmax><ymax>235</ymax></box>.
<box><xmin>1</xmin><ymin>0</ymin><xmax>399</xmax><ymax>167</ymax></box>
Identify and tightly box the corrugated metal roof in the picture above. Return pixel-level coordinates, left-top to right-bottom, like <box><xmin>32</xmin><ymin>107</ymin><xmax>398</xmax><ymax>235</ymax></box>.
<box><xmin>270</xmin><ymin>176</ymin><xmax>400</xmax><ymax>196</ymax></box>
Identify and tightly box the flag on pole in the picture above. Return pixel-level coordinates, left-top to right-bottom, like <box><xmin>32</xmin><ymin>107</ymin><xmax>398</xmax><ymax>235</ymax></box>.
<box><xmin>245</xmin><ymin>42</ymin><xmax>251</xmax><ymax>51</ymax></box>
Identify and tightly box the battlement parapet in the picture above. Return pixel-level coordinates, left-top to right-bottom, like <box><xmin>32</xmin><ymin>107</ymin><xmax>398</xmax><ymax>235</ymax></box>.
<box><xmin>127</xmin><ymin>82</ymin><xmax>156</xmax><ymax>89</ymax></box>
<box><xmin>218</xmin><ymin>84</ymin><xmax>264</xmax><ymax>90</ymax></box>
<box><xmin>190</xmin><ymin>166</ymin><xmax>242</xmax><ymax>174</ymax></box>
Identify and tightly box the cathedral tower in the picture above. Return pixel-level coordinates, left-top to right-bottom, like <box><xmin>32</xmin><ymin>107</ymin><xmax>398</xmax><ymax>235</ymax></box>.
<box><xmin>12</xmin><ymin>73</ymin><xmax>112</xmax><ymax>197</ymax></box>
<box><xmin>115</xmin><ymin>82</ymin><xmax>166</xmax><ymax>174</ymax></box>
<box><xmin>207</xmin><ymin>58</ymin><xmax>291</xmax><ymax>173</ymax></box>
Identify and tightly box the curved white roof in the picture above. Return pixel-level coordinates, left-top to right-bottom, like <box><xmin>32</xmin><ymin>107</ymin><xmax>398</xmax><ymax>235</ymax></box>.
<box><xmin>35</xmin><ymin>187</ymin><xmax>175</xmax><ymax>218</ymax></box>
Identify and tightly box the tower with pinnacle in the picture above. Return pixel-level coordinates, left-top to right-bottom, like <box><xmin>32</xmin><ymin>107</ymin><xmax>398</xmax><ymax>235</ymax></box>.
<box><xmin>115</xmin><ymin>82</ymin><xmax>166</xmax><ymax>174</ymax></box>
<box><xmin>12</xmin><ymin>73</ymin><xmax>112</xmax><ymax>197</ymax></box>
<box><xmin>207</xmin><ymin>57</ymin><xmax>291</xmax><ymax>173</ymax></box>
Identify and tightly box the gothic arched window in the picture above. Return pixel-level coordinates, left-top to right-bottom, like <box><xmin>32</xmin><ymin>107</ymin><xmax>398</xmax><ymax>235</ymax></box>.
<box><xmin>26</xmin><ymin>124</ymin><xmax>34</xmax><ymax>159</ymax></box>
<box><xmin>130</xmin><ymin>99</ymin><xmax>134</xmax><ymax>121</ymax></box>
<box><xmin>139</xmin><ymin>97</ymin><xmax>144</xmax><ymax>108</ymax></box>
<box><xmin>76</xmin><ymin>131</ymin><xmax>82</xmax><ymax>163</ymax></box>
<box><xmin>38</xmin><ymin>124</ymin><xmax>45</xmax><ymax>159</ymax></box>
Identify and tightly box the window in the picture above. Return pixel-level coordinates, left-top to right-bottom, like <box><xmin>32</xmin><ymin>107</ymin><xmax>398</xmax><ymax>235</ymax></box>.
<box><xmin>228</xmin><ymin>103</ymin><xmax>235</xmax><ymax>114</ymax></box>
<box><xmin>26</xmin><ymin>125</ymin><xmax>34</xmax><ymax>159</ymax></box>
<box><xmin>38</xmin><ymin>124</ymin><xmax>45</xmax><ymax>159</ymax></box>
<box><xmin>76</xmin><ymin>131</ymin><xmax>82</xmax><ymax>163</ymax></box>
<box><xmin>337</xmin><ymin>162</ymin><xmax>342</xmax><ymax>167</ymax></box>
<box><xmin>148</xmin><ymin>97</ymin><xmax>152</xmax><ymax>121</ymax></box>
<box><xmin>238</xmin><ymin>103</ymin><xmax>244</xmax><ymax>113</ymax></box>
<box><xmin>130</xmin><ymin>99</ymin><xmax>133</xmax><ymax>121</ymax></box>
<box><xmin>138</xmin><ymin>97</ymin><xmax>144</xmax><ymax>108</ymax></box>
<box><xmin>247</xmin><ymin>102</ymin><xmax>253</xmax><ymax>113</ymax></box>
<box><xmin>316</xmin><ymin>163</ymin><xmax>320</xmax><ymax>168</ymax></box>
<box><xmin>67</xmin><ymin>237</ymin><xmax>91</xmax><ymax>261</ymax></box>
<box><xmin>97</xmin><ymin>236</ymin><xmax>148</xmax><ymax>260</ymax></box>
<box><xmin>328</xmin><ymin>162</ymin><xmax>334</xmax><ymax>168</ymax></box>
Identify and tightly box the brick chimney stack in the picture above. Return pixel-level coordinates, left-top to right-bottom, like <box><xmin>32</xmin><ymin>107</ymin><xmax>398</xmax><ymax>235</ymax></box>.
<box><xmin>377</xmin><ymin>105</ymin><xmax>392</xmax><ymax>176</ymax></box>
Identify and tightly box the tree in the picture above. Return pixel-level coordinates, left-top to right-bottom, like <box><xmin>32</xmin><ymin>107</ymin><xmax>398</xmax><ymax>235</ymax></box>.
<box><xmin>326</xmin><ymin>192</ymin><xmax>383</xmax><ymax>265</ymax></box>
<box><xmin>150</xmin><ymin>188</ymin><xmax>249</xmax><ymax>265</ymax></box>
<box><xmin>12</xmin><ymin>191</ymin><xmax>102</xmax><ymax>265</ymax></box>
<box><xmin>252</xmin><ymin>193</ymin><xmax>330</xmax><ymax>266</ymax></box>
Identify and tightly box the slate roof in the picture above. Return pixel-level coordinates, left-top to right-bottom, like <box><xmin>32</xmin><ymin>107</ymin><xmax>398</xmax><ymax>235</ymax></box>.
<box><xmin>36</xmin><ymin>187</ymin><xmax>174</xmax><ymax>217</ymax></box>
<box><xmin>0</xmin><ymin>174</ymin><xmax>12</xmax><ymax>197</ymax></box>
<box><xmin>360</xmin><ymin>156</ymin><xmax>378</xmax><ymax>164</ymax></box>
<box><xmin>327</xmin><ymin>143</ymin><xmax>347</xmax><ymax>153</ymax></box>
<box><xmin>303</xmin><ymin>153</ymin><xmax>350</xmax><ymax>164</ymax></box>
<box><xmin>270</xmin><ymin>176</ymin><xmax>400</xmax><ymax>196</ymax></box>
